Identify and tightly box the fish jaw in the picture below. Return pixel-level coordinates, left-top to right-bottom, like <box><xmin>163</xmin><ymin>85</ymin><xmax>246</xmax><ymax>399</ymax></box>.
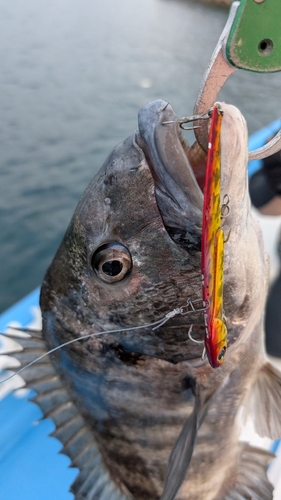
<box><xmin>136</xmin><ymin>100</ymin><xmax>203</xmax><ymax>253</ymax></box>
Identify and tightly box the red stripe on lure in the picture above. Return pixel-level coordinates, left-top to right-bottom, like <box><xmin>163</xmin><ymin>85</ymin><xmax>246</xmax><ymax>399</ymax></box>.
<box><xmin>202</xmin><ymin>104</ymin><xmax>227</xmax><ymax>368</ymax></box>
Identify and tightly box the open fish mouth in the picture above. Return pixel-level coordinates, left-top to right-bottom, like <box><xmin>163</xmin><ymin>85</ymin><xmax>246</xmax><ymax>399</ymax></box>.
<box><xmin>136</xmin><ymin>100</ymin><xmax>205</xmax><ymax>253</ymax></box>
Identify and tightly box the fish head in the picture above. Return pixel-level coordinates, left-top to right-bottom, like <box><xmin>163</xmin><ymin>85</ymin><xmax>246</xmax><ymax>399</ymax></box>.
<box><xmin>41</xmin><ymin>99</ymin><xmax>267</xmax><ymax>370</ymax></box>
<box><xmin>40</xmin><ymin>120</ymin><xmax>206</xmax><ymax>364</ymax></box>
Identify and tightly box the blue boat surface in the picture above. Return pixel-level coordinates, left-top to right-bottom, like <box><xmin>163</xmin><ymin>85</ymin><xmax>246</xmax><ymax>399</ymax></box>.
<box><xmin>0</xmin><ymin>289</ymin><xmax>77</xmax><ymax>500</ymax></box>
<box><xmin>1</xmin><ymin>121</ymin><xmax>281</xmax><ymax>499</ymax></box>
<box><xmin>248</xmin><ymin>117</ymin><xmax>281</xmax><ymax>178</ymax></box>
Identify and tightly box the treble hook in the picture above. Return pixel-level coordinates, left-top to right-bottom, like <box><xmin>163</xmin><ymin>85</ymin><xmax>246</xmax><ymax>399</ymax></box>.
<box><xmin>187</xmin><ymin>324</ymin><xmax>204</xmax><ymax>344</ymax></box>
<box><xmin>201</xmin><ymin>346</ymin><xmax>207</xmax><ymax>361</ymax></box>
<box><xmin>188</xmin><ymin>325</ymin><xmax>206</xmax><ymax>361</ymax></box>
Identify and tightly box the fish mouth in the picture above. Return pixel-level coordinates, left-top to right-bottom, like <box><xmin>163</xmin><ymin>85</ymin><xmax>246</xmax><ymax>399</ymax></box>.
<box><xmin>136</xmin><ymin>100</ymin><xmax>206</xmax><ymax>253</ymax></box>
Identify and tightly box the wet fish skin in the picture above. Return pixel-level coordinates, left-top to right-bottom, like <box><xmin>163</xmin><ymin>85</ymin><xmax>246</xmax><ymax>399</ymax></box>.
<box><xmin>41</xmin><ymin>134</ymin><xmax>204</xmax><ymax>362</ymax></box>
<box><xmin>40</xmin><ymin>131</ymin><xmax>206</xmax><ymax>499</ymax></box>
<box><xmin>3</xmin><ymin>100</ymin><xmax>281</xmax><ymax>499</ymax></box>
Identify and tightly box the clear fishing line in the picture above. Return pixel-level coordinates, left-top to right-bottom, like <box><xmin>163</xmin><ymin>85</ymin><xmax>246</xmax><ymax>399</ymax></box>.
<box><xmin>0</xmin><ymin>298</ymin><xmax>208</xmax><ymax>385</ymax></box>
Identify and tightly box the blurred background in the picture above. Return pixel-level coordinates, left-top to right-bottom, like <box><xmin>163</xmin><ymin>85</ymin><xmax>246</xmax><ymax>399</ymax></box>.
<box><xmin>1</xmin><ymin>0</ymin><xmax>281</xmax><ymax>313</ymax></box>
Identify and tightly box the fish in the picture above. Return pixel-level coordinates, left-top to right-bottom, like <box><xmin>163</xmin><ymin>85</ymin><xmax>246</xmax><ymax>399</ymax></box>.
<box><xmin>201</xmin><ymin>104</ymin><xmax>227</xmax><ymax>368</ymax></box>
<box><xmin>2</xmin><ymin>99</ymin><xmax>281</xmax><ymax>500</ymax></box>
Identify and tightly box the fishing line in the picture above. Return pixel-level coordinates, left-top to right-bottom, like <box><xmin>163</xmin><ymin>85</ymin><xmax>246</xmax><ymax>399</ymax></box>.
<box><xmin>0</xmin><ymin>298</ymin><xmax>208</xmax><ymax>385</ymax></box>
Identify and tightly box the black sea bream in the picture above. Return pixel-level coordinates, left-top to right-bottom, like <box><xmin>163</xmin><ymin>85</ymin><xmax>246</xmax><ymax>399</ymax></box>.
<box><xmin>3</xmin><ymin>101</ymin><xmax>281</xmax><ymax>500</ymax></box>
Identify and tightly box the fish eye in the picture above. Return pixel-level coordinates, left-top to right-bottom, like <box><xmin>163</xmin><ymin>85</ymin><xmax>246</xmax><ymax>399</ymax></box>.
<box><xmin>91</xmin><ymin>243</ymin><xmax>132</xmax><ymax>283</ymax></box>
<box><xmin>217</xmin><ymin>346</ymin><xmax>226</xmax><ymax>362</ymax></box>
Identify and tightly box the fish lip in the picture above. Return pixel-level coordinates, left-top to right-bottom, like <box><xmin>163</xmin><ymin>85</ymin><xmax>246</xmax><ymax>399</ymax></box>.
<box><xmin>137</xmin><ymin>100</ymin><xmax>204</xmax><ymax>203</ymax></box>
<box><xmin>136</xmin><ymin>100</ymin><xmax>204</xmax><ymax>252</ymax></box>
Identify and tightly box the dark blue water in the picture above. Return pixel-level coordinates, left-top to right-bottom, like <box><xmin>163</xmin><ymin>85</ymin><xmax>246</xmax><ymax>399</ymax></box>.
<box><xmin>1</xmin><ymin>0</ymin><xmax>281</xmax><ymax>312</ymax></box>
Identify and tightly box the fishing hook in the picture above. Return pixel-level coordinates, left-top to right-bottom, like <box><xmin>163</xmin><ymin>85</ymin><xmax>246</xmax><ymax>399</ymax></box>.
<box><xmin>162</xmin><ymin>121</ymin><xmax>201</xmax><ymax>131</ymax></box>
<box><xmin>162</xmin><ymin>111</ymin><xmax>211</xmax><ymax>130</ymax></box>
<box><xmin>179</xmin><ymin>111</ymin><xmax>212</xmax><ymax>130</ymax></box>
<box><xmin>188</xmin><ymin>324</ymin><xmax>204</xmax><ymax>344</ymax></box>
<box><xmin>188</xmin><ymin>324</ymin><xmax>206</xmax><ymax>362</ymax></box>
<box><xmin>224</xmin><ymin>228</ymin><xmax>231</xmax><ymax>244</ymax></box>
<box><xmin>179</xmin><ymin>125</ymin><xmax>201</xmax><ymax>131</ymax></box>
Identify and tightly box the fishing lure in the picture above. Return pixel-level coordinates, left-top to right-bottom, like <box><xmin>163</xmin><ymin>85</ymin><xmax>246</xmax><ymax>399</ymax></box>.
<box><xmin>202</xmin><ymin>103</ymin><xmax>227</xmax><ymax>368</ymax></box>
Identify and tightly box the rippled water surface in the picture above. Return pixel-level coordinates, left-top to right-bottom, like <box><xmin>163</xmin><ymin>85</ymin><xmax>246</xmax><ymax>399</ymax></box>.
<box><xmin>1</xmin><ymin>0</ymin><xmax>281</xmax><ymax>312</ymax></box>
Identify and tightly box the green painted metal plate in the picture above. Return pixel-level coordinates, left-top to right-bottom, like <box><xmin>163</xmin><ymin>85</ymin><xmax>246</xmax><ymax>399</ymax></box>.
<box><xmin>226</xmin><ymin>0</ymin><xmax>281</xmax><ymax>72</ymax></box>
